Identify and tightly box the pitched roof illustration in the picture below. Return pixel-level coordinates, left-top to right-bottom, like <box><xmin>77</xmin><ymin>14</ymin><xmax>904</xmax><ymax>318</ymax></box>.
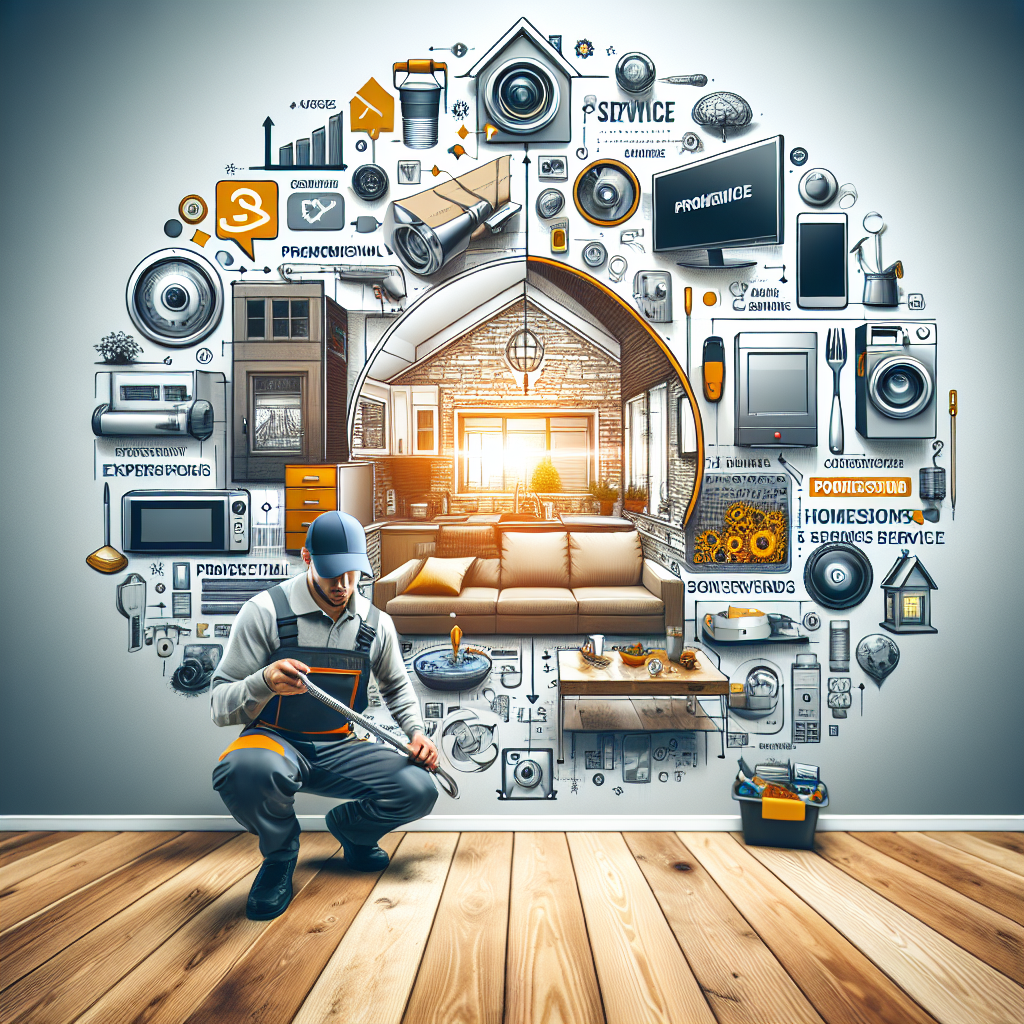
<box><xmin>463</xmin><ymin>18</ymin><xmax>581</xmax><ymax>79</ymax></box>
<box><xmin>880</xmin><ymin>550</ymin><xmax>938</xmax><ymax>590</ymax></box>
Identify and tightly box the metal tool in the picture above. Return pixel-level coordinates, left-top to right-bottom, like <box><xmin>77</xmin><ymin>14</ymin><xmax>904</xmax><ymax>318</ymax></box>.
<box><xmin>278</xmin><ymin>263</ymin><xmax>407</xmax><ymax>303</ymax></box>
<box><xmin>949</xmin><ymin>390</ymin><xmax>957</xmax><ymax>519</ymax></box>
<box><xmin>826</xmin><ymin>327</ymin><xmax>847</xmax><ymax>454</ymax></box>
<box><xmin>658</xmin><ymin>74</ymin><xmax>708</xmax><ymax>86</ymax></box>
<box><xmin>115</xmin><ymin>573</ymin><xmax>146</xmax><ymax>652</ymax></box>
<box><xmin>87</xmin><ymin>483</ymin><xmax>128</xmax><ymax>574</ymax></box>
<box><xmin>297</xmin><ymin>671</ymin><xmax>459</xmax><ymax>799</ymax></box>
<box><xmin>684</xmin><ymin>286</ymin><xmax>693</xmax><ymax>377</ymax></box>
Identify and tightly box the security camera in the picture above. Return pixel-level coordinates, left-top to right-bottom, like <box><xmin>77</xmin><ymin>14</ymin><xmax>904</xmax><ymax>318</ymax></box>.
<box><xmin>384</xmin><ymin>156</ymin><xmax>520</xmax><ymax>277</ymax></box>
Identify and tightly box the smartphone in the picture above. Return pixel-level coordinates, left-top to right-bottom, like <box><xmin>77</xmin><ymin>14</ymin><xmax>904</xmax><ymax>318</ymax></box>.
<box><xmin>796</xmin><ymin>212</ymin><xmax>848</xmax><ymax>309</ymax></box>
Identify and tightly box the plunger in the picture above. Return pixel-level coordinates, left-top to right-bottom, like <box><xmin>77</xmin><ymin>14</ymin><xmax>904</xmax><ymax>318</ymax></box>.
<box><xmin>87</xmin><ymin>483</ymin><xmax>128</xmax><ymax>574</ymax></box>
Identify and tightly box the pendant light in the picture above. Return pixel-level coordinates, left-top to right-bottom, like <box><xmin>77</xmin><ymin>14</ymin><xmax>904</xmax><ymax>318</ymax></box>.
<box><xmin>505</xmin><ymin>279</ymin><xmax>544</xmax><ymax>394</ymax></box>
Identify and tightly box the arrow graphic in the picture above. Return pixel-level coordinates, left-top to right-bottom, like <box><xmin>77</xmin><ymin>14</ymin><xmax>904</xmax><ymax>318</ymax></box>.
<box><xmin>528</xmin><ymin>637</ymin><xmax>538</xmax><ymax>702</ymax></box>
<box><xmin>262</xmin><ymin>116</ymin><xmax>274</xmax><ymax>169</ymax></box>
<box><xmin>521</xmin><ymin>146</ymin><xmax>530</xmax><ymax>257</ymax></box>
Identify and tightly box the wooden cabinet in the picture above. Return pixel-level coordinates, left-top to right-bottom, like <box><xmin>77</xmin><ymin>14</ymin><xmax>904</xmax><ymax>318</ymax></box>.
<box><xmin>284</xmin><ymin>462</ymin><xmax>374</xmax><ymax>552</ymax></box>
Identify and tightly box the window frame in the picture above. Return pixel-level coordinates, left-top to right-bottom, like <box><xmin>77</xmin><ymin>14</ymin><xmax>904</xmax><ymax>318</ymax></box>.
<box><xmin>454</xmin><ymin>408</ymin><xmax>597</xmax><ymax>493</ymax></box>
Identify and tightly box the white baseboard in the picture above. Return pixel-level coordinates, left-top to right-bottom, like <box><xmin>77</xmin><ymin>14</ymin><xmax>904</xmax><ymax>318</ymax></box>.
<box><xmin>2</xmin><ymin>814</ymin><xmax>1021</xmax><ymax>832</ymax></box>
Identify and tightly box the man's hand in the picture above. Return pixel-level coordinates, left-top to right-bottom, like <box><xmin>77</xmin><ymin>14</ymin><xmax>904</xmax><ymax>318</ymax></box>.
<box><xmin>263</xmin><ymin>659</ymin><xmax>310</xmax><ymax>695</ymax></box>
<box><xmin>407</xmin><ymin>732</ymin><xmax>439</xmax><ymax>769</ymax></box>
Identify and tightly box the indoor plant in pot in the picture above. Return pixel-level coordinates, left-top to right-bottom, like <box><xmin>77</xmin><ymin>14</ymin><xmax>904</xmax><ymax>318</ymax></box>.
<box><xmin>588</xmin><ymin>479</ymin><xmax>619</xmax><ymax>516</ymax></box>
<box><xmin>623</xmin><ymin>483</ymin><xmax>648</xmax><ymax>514</ymax></box>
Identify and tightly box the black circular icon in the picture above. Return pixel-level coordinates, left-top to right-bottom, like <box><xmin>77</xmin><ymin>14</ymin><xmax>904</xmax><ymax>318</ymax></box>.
<box><xmin>803</xmin><ymin>542</ymin><xmax>874</xmax><ymax>610</ymax></box>
<box><xmin>790</xmin><ymin>147</ymin><xmax>808</xmax><ymax>165</ymax></box>
<box><xmin>163</xmin><ymin>219</ymin><xmax>183</xmax><ymax>237</ymax></box>
<box><xmin>196</xmin><ymin>347</ymin><xmax>213</xmax><ymax>364</ymax></box>
<box><xmin>351</xmin><ymin>164</ymin><xmax>389</xmax><ymax>201</ymax></box>
<box><xmin>355</xmin><ymin>139</ymin><xmax>368</xmax><ymax>152</ymax></box>
<box><xmin>592</xmin><ymin>772</ymin><xmax>605</xmax><ymax>786</ymax></box>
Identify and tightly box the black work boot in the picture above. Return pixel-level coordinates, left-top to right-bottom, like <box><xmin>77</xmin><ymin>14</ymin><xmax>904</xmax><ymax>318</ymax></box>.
<box><xmin>246</xmin><ymin>854</ymin><xmax>298</xmax><ymax>919</ymax></box>
<box><xmin>326</xmin><ymin>807</ymin><xmax>390</xmax><ymax>871</ymax></box>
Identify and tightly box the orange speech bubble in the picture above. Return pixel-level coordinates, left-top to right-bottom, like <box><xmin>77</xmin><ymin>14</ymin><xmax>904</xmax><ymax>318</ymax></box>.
<box><xmin>350</xmin><ymin>78</ymin><xmax>394</xmax><ymax>140</ymax></box>
<box><xmin>216</xmin><ymin>180</ymin><xmax>278</xmax><ymax>259</ymax></box>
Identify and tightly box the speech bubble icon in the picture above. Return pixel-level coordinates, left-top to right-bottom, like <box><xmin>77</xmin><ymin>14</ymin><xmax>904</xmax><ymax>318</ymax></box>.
<box><xmin>216</xmin><ymin>180</ymin><xmax>278</xmax><ymax>259</ymax></box>
<box><xmin>350</xmin><ymin>78</ymin><xmax>394</xmax><ymax>141</ymax></box>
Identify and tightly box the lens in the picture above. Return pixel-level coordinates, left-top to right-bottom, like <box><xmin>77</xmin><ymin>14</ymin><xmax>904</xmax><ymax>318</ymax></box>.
<box><xmin>484</xmin><ymin>58</ymin><xmax>560</xmax><ymax>135</ymax></box>
<box><xmin>127</xmin><ymin>250</ymin><xmax>223</xmax><ymax>347</ymax></box>
<box><xmin>162</xmin><ymin>284</ymin><xmax>188</xmax><ymax>310</ymax></box>
<box><xmin>880</xmin><ymin>369</ymin><xmax>922</xmax><ymax>407</ymax></box>
<box><xmin>393</xmin><ymin>225</ymin><xmax>439</xmax><ymax>274</ymax></box>
<box><xmin>869</xmin><ymin>356</ymin><xmax>932</xmax><ymax>418</ymax></box>
<box><xmin>504</xmin><ymin>73</ymin><xmax>541</xmax><ymax>114</ymax></box>
<box><xmin>595</xmin><ymin>182</ymin><xmax>620</xmax><ymax>208</ymax></box>
<box><xmin>513</xmin><ymin>759</ymin><xmax>541</xmax><ymax>787</ymax></box>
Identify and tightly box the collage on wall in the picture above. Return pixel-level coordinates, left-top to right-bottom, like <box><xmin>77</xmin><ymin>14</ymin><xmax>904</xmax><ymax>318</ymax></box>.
<box><xmin>89</xmin><ymin>19</ymin><xmax>953</xmax><ymax>809</ymax></box>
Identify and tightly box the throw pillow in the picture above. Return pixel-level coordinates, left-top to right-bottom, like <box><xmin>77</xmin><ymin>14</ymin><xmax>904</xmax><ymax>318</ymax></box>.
<box><xmin>403</xmin><ymin>556</ymin><xmax>476</xmax><ymax>596</ymax></box>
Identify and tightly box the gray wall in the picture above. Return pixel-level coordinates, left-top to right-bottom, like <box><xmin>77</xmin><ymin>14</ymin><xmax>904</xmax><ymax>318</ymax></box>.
<box><xmin>1</xmin><ymin>0</ymin><xmax>1022</xmax><ymax>820</ymax></box>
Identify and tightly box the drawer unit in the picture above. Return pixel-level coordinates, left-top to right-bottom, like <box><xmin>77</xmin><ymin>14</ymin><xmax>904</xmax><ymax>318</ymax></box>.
<box><xmin>288</xmin><ymin>487</ymin><xmax>337</xmax><ymax>510</ymax></box>
<box><xmin>284</xmin><ymin>462</ymin><xmax>375</xmax><ymax>555</ymax></box>
<box><xmin>286</xmin><ymin>509</ymin><xmax>328</xmax><ymax>533</ymax></box>
<box><xmin>285</xmin><ymin>465</ymin><xmax>337</xmax><ymax>488</ymax></box>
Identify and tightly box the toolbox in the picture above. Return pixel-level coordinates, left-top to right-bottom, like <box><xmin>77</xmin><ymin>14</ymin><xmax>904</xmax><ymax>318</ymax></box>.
<box><xmin>732</xmin><ymin>773</ymin><xmax>828</xmax><ymax>850</ymax></box>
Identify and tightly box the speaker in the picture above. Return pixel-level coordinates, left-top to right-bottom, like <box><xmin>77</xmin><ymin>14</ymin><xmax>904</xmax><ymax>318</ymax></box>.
<box><xmin>803</xmin><ymin>542</ymin><xmax>874</xmax><ymax>610</ymax></box>
<box><xmin>126</xmin><ymin>249</ymin><xmax>223</xmax><ymax>347</ymax></box>
<box><xmin>573</xmin><ymin>160</ymin><xmax>640</xmax><ymax>227</ymax></box>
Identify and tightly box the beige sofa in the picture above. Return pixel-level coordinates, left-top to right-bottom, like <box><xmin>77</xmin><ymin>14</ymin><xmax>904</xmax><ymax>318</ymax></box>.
<box><xmin>374</xmin><ymin>524</ymin><xmax>682</xmax><ymax>635</ymax></box>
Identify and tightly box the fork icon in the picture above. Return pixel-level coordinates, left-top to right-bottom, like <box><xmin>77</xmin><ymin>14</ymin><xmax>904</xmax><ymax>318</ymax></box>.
<box><xmin>826</xmin><ymin>328</ymin><xmax>847</xmax><ymax>455</ymax></box>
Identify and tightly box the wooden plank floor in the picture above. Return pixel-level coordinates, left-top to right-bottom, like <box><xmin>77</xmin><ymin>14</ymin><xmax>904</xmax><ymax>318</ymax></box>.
<box><xmin>1</xmin><ymin>830</ymin><xmax>1021</xmax><ymax>1024</ymax></box>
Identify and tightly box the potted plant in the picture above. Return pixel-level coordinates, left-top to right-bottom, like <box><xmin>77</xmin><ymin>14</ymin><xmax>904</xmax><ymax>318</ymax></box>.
<box><xmin>624</xmin><ymin>483</ymin><xmax>648</xmax><ymax>514</ymax></box>
<box><xmin>94</xmin><ymin>330</ymin><xmax>144</xmax><ymax>364</ymax></box>
<box><xmin>530</xmin><ymin>457</ymin><xmax>562</xmax><ymax>494</ymax></box>
<box><xmin>588</xmin><ymin>479</ymin><xmax>619</xmax><ymax>516</ymax></box>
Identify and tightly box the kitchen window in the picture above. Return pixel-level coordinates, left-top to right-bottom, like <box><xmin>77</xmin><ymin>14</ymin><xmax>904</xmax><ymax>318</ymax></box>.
<box><xmin>460</xmin><ymin>413</ymin><xmax>593</xmax><ymax>492</ymax></box>
<box><xmin>625</xmin><ymin>383</ymin><xmax>668</xmax><ymax>518</ymax></box>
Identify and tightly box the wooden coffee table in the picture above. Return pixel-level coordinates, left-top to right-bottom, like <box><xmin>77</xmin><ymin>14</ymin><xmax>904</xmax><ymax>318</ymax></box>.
<box><xmin>556</xmin><ymin>648</ymin><xmax>730</xmax><ymax>762</ymax></box>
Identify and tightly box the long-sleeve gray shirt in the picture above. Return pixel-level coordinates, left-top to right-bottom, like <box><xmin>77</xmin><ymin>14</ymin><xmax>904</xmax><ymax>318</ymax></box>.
<box><xmin>210</xmin><ymin>573</ymin><xmax>425</xmax><ymax>740</ymax></box>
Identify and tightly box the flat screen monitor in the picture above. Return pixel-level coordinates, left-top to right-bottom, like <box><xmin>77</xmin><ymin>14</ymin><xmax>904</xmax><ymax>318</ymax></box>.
<box><xmin>652</xmin><ymin>135</ymin><xmax>784</xmax><ymax>268</ymax></box>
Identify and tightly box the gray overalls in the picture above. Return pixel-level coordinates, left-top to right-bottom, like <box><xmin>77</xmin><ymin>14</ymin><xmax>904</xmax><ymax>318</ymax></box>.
<box><xmin>212</xmin><ymin>584</ymin><xmax>437</xmax><ymax>860</ymax></box>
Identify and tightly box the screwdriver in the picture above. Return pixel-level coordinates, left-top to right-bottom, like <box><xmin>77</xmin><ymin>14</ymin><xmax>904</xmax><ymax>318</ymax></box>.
<box><xmin>949</xmin><ymin>390</ymin><xmax>957</xmax><ymax>520</ymax></box>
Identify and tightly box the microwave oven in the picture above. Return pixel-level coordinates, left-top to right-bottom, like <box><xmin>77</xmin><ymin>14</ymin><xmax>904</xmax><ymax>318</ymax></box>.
<box><xmin>122</xmin><ymin>489</ymin><xmax>251</xmax><ymax>553</ymax></box>
<box><xmin>734</xmin><ymin>331</ymin><xmax>818</xmax><ymax>447</ymax></box>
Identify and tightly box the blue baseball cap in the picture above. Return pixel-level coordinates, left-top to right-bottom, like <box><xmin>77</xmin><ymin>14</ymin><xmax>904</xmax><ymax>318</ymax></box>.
<box><xmin>304</xmin><ymin>511</ymin><xmax>372</xmax><ymax>579</ymax></box>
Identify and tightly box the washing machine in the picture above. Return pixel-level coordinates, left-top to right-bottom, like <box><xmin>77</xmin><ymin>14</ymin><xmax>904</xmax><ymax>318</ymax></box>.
<box><xmin>855</xmin><ymin>322</ymin><xmax>937</xmax><ymax>439</ymax></box>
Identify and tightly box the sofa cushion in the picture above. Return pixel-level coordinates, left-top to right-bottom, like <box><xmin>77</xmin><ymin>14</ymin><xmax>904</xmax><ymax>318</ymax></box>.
<box><xmin>500</xmin><ymin>531</ymin><xmax>570</xmax><ymax>589</ymax></box>
<box><xmin>436</xmin><ymin>524</ymin><xmax>499</xmax><ymax>559</ymax></box>
<box><xmin>387</xmin><ymin>587</ymin><xmax>499</xmax><ymax>617</ymax></box>
<box><xmin>464</xmin><ymin>557</ymin><xmax>500</xmax><ymax>589</ymax></box>
<box><xmin>572</xmin><ymin>586</ymin><xmax>664</xmax><ymax>616</ymax></box>
<box><xmin>569</xmin><ymin>531</ymin><xmax>643</xmax><ymax>588</ymax></box>
<box><xmin>403</xmin><ymin>556</ymin><xmax>476</xmax><ymax>596</ymax></box>
<box><xmin>497</xmin><ymin>587</ymin><xmax>577</xmax><ymax>615</ymax></box>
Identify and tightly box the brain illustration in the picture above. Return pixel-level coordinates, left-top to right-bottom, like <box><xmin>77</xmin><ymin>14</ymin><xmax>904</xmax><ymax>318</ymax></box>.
<box><xmin>691</xmin><ymin>91</ymin><xmax>753</xmax><ymax>141</ymax></box>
